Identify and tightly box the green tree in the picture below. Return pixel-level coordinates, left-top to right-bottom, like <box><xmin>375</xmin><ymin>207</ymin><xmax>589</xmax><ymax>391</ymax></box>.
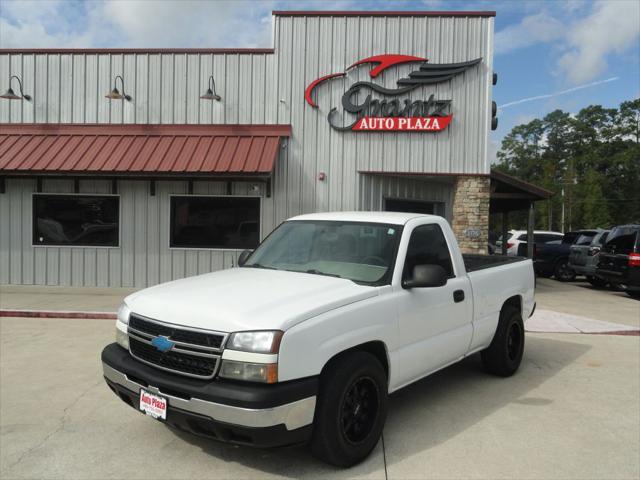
<box><xmin>494</xmin><ymin>99</ymin><xmax>640</xmax><ymax>232</ymax></box>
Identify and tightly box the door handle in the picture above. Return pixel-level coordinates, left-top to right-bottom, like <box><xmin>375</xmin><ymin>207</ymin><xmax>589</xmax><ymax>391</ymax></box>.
<box><xmin>453</xmin><ymin>290</ymin><xmax>465</xmax><ymax>303</ymax></box>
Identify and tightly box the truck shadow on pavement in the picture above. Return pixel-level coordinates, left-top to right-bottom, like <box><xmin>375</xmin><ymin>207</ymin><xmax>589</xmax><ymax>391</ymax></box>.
<box><xmin>170</xmin><ymin>335</ymin><xmax>590</xmax><ymax>478</ymax></box>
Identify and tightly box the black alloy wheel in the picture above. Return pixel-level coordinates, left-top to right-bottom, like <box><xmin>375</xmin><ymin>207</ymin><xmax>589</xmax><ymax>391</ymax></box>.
<box><xmin>310</xmin><ymin>351</ymin><xmax>388</xmax><ymax>467</ymax></box>
<box><xmin>482</xmin><ymin>306</ymin><xmax>525</xmax><ymax>377</ymax></box>
<box><xmin>340</xmin><ymin>377</ymin><xmax>380</xmax><ymax>444</ymax></box>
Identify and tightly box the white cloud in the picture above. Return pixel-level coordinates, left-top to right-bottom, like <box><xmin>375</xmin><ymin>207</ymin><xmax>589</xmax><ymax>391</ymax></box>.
<box><xmin>558</xmin><ymin>0</ymin><xmax>640</xmax><ymax>84</ymax></box>
<box><xmin>0</xmin><ymin>0</ymin><xmax>275</xmax><ymax>48</ymax></box>
<box><xmin>494</xmin><ymin>11</ymin><xmax>564</xmax><ymax>55</ymax></box>
<box><xmin>100</xmin><ymin>1</ymin><xmax>274</xmax><ymax>48</ymax></box>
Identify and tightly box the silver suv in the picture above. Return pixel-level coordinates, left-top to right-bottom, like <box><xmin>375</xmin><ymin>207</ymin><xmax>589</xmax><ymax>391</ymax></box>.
<box><xmin>569</xmin><ymin>230</ymin><xmax>609</xmax><ymax>287</ymax></box>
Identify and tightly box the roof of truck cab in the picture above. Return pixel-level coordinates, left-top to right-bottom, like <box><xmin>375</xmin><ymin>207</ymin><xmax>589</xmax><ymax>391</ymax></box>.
<box><xmin>288</xmin><ymin>211</ymin><xmax>436</xmax><ymax>225</ymax></box>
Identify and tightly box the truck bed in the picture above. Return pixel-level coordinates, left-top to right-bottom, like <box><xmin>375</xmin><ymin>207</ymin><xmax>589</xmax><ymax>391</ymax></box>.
<box><xmin>462</xmin><ymin>254</ymin><xmax>527</xmax><ymax>272</ymax></box>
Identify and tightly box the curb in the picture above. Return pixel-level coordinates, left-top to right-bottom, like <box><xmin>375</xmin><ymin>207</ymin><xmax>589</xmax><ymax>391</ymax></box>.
<box><xmin>0</xmin><ymin>309</ymin><xmax>116</xmax><ymax>320</ymax></box>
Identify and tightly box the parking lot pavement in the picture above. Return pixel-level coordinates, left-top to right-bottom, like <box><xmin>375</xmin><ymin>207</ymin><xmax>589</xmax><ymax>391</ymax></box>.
<box><xmin>535</xmin><ymin>278</ymin><xmax>640</xmax><ymax>328</ymax></box>
<box><xmin>1</xmin><ymin>316</ymin><xmax>638</xmax><ymax>480</ymax></box>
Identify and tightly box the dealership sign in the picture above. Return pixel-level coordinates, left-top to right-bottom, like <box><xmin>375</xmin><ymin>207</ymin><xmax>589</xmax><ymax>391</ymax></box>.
<box><xmin>304</xmin><ymin>54</ymin><xmax>481</xmax><ymax>132</ymax></box>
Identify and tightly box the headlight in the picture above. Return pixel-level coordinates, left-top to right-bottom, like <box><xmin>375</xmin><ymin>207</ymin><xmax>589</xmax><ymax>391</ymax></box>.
<box><xmin>219</xmin><ymin>360</ymin><xmax>278</xmax><ymax>383</ymax></box>
<box><xmin>117</xmin><ymin>303</ymin><xmax>131</xmax><ymax>325</ymax></box>
<box><xmin>227</xmin><ymin>330</ymin><xmax>283</xmax><ymax>353</ymax></box>
<box><xmin>220</xmin><ymin>330</ymin><xmax>283</xmax><ymax>383</ymax></box>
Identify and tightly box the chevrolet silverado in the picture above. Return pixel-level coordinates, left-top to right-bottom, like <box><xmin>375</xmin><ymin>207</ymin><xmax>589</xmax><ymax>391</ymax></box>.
<box><xmin>101</xmin><ymin>212</ymin><xmax>535</xmax><ymax>466</ymax></box>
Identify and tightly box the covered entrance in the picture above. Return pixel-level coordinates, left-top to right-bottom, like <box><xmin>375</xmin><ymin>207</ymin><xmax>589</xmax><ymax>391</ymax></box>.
<box><xmin>490</xmin><ymin>169</ymin><xmax>554</xmax><ymax>257</ymax></box>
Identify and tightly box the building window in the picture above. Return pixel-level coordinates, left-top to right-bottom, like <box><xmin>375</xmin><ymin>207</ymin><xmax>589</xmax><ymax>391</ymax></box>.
<box><xmin>385</xmin><ymin>198</ymin><xmax>445</xmax><ymax>216</ymax></box>
<box><xmin>33</xmin><ymin>194</ymin><xmax>120</xmax><ymax>247</ymax></box>
<box><xmin>170</xmin><ymin>196</ymin><xmax>260</xmax><ymax>249</ymax></box>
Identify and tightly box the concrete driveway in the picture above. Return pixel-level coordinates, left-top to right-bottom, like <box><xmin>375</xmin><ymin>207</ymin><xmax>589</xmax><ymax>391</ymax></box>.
<box><xmin>1</xmin><ymin>315</ymin><xmax>638</xmax><ymax>480</ymax></box>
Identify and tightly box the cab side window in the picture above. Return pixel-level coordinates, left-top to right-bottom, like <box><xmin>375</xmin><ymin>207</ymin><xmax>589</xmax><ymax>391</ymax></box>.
<box><xmin>402</xmin><ymin>224</ymin><xmax>454</xmax><ymax>280</ymax></box>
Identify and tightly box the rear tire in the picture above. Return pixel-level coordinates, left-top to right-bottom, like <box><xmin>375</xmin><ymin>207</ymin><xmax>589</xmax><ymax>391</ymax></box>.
<box><xmin>627</xmin><ymin>291</ymin><xmax>640</xmax><ymax>299</ymax></box>
<box><xmin>310</xmin><ymin>351</ymin><xmax>388</xmax><ymax>467</ymax></box>
<box><xmin>554</xmin><ymin>260</ymin><xmax>576</xmax><ymax>282</ymax></box>
<box><xmin>482</xmin><ymin>306</ymin><xmax>525</xmax><ymax>377</ymax></box>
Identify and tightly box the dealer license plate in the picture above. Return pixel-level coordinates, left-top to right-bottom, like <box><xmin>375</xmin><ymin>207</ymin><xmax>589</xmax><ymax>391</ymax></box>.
<box><xmin>139</xmin><ymin>388</ymin><xmax>167</xmax><ymax>420</ymax></box>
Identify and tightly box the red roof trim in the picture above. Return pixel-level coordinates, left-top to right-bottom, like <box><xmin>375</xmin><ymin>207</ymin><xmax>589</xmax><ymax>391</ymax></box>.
<box><xmin>0</xmin><ymin>124</ymin><xmax>291</xmax><ymax>176</ymax></box>
<box><xmin>273</xmin><ymin>10</ymin><xmax>496</xmax><ymax>17</ymax></box>
<box><xmin>0</xmin><ymin>48</ymin><xmax>275</xmax><ymax>55</ymax></box>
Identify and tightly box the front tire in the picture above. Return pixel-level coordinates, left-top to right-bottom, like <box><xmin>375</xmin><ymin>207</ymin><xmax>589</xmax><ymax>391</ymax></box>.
<box><xmin>310</xmin><ymin>351</ymin><xmax>388</xmax><ymax>467</ymax></box>
<box><xmin>482</xmin><ymin>306</ymin><xmax>525</xmax><ymax>377</ymax></box>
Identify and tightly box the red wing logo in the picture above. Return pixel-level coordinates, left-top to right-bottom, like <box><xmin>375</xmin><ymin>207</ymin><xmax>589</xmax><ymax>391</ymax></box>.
<box><xmin>304</xmin><ymin>73</ymin><xmax>346</xmax><ymax>108</ymax></box>
<box><xmin>304</xmin><ymin>53</ymin><xmax>482</xmax><ymax>132</ymax></box>
<box><xmin>347</xmin><ymin>54</ymin><xmax>427</xmax><ymax>78</ymax></box>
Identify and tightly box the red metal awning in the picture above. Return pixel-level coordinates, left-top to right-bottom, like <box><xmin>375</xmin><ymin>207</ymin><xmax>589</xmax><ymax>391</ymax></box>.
<box><xmin>0</xmin><ymin>124</ymin><xmax>291</xmax><ymax>177</ymax></box>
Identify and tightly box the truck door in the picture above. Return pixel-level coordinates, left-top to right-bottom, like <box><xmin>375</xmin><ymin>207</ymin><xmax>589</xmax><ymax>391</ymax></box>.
<box><xmin>394</xmin><ymin>223</ymin><xmax>473</xmax><ymax>387</ymax></box>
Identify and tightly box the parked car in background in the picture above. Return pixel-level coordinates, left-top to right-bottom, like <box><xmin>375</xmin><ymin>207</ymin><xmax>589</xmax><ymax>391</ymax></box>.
<box><xmin>534</xmin><ymin>230</ymin><xmax>600</xmax><ymax>281</ymax></box>
<box><xmin>569</xmin><ymin>230</ymin><xmax>609</xmax><ymax>287</ymax></box>
<box><xmin>596</xmin><ymin>225</ymin><xmax>640</xmax><ymax>299</ymax></box>
<box><xmin>496</xmin><ymin>230</ymin><xmax>563</xmax><ymax>256</ymax></box>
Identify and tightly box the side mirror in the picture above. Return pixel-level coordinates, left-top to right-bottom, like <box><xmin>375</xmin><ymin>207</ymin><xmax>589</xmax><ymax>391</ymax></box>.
<box><xmin>237</xmin><ymin>249</ymin><xmax>253</xmax><ymax>267</ymax></box>
<box><xmin>402</xmin><ymin>264</ymin><xmax>448</xmax><ymax>289</ymax></box>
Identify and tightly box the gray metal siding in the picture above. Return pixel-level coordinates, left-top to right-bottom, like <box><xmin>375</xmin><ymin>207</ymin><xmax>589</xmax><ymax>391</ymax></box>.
<box><xmin>0</xmin><ymin>178</ymin><xmax>266</xmax><ymax>287</ymax></box>
<box><xmin>359</xmin><ymin>175</ymin><xmax>454</xmax><ymax>220</ymax></box>
<box><xmin>0</xmin><ymin>14</ymin><xmax>493</xmax><ymax>287</ymax></box>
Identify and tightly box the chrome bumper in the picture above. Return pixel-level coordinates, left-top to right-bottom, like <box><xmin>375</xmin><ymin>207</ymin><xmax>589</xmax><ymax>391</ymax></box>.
<box><xmin>102</xmin><ymin>363</ymin><xmax>316</xmax><ymax>431</ymax></box>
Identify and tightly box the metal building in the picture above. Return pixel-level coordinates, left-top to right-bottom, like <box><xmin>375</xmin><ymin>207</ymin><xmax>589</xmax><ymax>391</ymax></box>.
<box><xmin>0</xmin><ymin>10</ymin><xmax>496</xmax><ymax>288</ymax></box>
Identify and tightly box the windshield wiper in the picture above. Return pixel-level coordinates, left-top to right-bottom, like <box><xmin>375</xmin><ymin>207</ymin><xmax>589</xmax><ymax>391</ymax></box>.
<box><xmin>304</xmin><ymin>269</ymin><xmax>341</xmax><ymax>278</ymax></box>
<box><xmin>244</xmin><ymin>263</ymin><xmax>277</xmax><ymax>270</ymax></box>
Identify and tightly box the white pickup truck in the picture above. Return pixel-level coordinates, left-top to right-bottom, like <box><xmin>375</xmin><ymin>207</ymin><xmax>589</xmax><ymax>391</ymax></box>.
<box><xmin>102</xmin><ymin>212</ymin><xmax>535</xmax><ymax>466</ymax></box>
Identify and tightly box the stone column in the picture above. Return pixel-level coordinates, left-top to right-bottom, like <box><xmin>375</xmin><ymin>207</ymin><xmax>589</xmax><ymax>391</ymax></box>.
<box><xmin>451</xmin><ymin>176</ymin><xmax>490</xmax><ymax>254</ymax></box>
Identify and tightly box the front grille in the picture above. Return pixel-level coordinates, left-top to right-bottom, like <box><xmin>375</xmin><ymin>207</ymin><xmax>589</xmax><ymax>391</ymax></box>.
<box><xmin>129</xmin><ymin>337</ymin><xmax>218</xmax><ymax>378</ymax></box>
<box><xmin>127</xmin><ymin>314</ymin><xmax>226</xmax><ymax>379</ymax></box>
<box><xmin>129</xmin><ymin>314</ymin><xmax>224</xmax><ymax>349</ymax></box>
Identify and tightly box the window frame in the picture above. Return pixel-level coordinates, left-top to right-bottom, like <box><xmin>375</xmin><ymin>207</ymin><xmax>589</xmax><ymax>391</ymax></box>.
<box><xmin>168</xmin><ymin>194</ymin><xmax>262</xmax><ymax>251</ymax></box>
<box><xmin>31</xmin><ymin>192</ymin><xmax>122</xmax><ymax>249</ymax></box>
<box><xmin>401</xmin><ymin>223</ymin><xmax>456</xmax><ymax>281</ymax></box>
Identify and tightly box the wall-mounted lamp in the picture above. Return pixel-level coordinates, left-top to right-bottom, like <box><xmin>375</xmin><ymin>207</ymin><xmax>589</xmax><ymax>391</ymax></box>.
<box><xmin>0</xmin><ymin>75</ymin><xmax>31</xmax><ymax>101</ymax></box>
<box><xmin>105</xmin><ymin>75</ymin><xmax>132</xmax><ymax>101</ymax></box>
<box><xmin>200</xmin><ymin>76</ymin><xmax>221</xmax><ymax>101</ymax></box>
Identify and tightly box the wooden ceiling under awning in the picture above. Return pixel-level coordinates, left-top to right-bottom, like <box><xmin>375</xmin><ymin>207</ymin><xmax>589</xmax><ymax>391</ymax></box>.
<box><xmin>0</xmin><ymin>124</ymin><xmax>291</xmax><ymax>178</ymax></box>
<box><xmin>489</xmin><ymin>169</ymin><xmax>554</xmax><ymax>213</ymax></box>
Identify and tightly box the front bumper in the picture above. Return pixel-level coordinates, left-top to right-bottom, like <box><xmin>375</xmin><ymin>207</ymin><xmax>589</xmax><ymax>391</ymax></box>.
<box><xmin>101</xmin><ymin>343</ymin><xmax>317</xmax><ymax>447</ymax></box>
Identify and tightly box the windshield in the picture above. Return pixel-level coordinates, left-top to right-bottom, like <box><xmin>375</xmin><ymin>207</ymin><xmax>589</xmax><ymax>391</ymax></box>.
<box><xmin>243</xmin><ymin>221</ymin><xmax>402</xmax><ymax>285</ymax></box>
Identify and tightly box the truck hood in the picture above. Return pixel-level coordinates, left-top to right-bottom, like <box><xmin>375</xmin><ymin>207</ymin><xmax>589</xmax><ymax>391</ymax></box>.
<box><xmin>124</xmin><ymin>267</ymin><xmax>378</xmax><ymax>332</ymax></box>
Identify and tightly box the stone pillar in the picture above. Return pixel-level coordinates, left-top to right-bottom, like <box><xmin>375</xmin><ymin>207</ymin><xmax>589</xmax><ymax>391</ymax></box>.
<box><xmin>451</xmin><ymin>176</ymin><xmax>490</xmax><ymax>254</ymax></box>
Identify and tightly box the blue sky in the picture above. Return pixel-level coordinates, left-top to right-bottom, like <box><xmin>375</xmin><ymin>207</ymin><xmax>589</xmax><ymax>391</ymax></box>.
<box><xmin>1</xmin><ymin>0</ymin><xmax>638</xmax><ymax>161</ymax></box>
